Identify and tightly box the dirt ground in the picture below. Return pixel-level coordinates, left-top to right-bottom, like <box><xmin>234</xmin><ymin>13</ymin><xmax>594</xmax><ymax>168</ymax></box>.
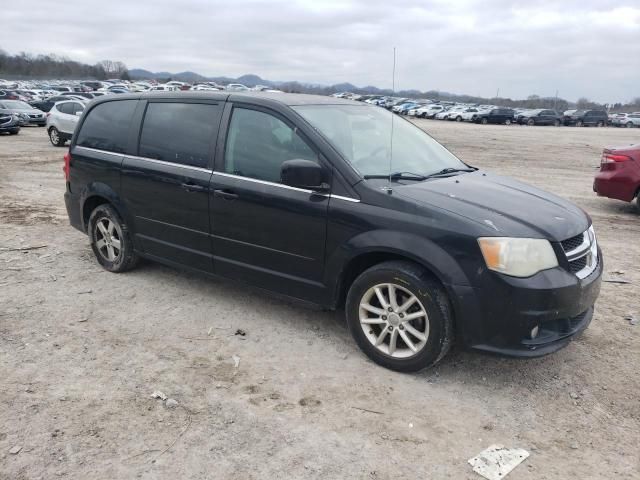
<box><xmin>1</xmin><ymin>121</ymin><xmax>638</xmax><ymax>480</ymax></box>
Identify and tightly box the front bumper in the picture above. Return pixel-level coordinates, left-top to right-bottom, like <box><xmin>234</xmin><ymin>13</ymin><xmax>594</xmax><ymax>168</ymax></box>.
<box><xmin>449</xmin><ymin>250</ymin><xmax>603</xmax><ymax>357</ymax></box>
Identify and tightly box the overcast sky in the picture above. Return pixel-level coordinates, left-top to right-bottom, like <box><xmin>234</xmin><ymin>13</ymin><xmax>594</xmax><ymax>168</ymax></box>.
<box><xmin>3</xmin><ymin>0</ymin><xmax>639</xmax><ymax>102</ymax></box>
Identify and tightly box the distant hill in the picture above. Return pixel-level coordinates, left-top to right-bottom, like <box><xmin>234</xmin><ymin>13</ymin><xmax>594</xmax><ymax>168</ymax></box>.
<box><xmin>125</xmin><ymin>67</ymin><xmax>590</xmax><ymax>111</ymax></box>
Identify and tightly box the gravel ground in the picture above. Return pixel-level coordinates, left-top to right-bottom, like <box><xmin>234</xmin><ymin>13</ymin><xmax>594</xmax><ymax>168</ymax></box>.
<box><xmin>1</xmin><ymin>122</ymin><xmax>638</xmax><ymax>479</ymax></box>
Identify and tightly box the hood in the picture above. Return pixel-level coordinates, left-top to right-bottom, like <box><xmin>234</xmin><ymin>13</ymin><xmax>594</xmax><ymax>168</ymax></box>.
<box><xmin>6</xmin><ymin>107</ymin><xmax>41</xmax><ymax>114</ymax></box>
<box><xmin>393</xmin><ymin>171</ymin><xmax>589</xmax><ymax>241</ymax></box>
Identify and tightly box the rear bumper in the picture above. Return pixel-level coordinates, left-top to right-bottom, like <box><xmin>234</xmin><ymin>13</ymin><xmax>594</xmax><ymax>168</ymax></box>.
<box><xmin>449</xmin><ymin>252</ymin><xmax>603</xmax><ymax>357</ymax></box>
<box><xmin>64</xmin><ymin>190</ymin><xmax>84</xmax><ymax>233</ymax></box>
<box><xmin>594</xmin><ymin>166</ymin><xmax>640</xmax><ymax>202</ymax></box>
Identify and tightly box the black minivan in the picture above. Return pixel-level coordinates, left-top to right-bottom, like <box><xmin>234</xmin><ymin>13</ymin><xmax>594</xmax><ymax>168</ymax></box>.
<box><xmin>64</xmin><ymin>92</ymin><xmax>602</xmax><ymax>372</ymax></box>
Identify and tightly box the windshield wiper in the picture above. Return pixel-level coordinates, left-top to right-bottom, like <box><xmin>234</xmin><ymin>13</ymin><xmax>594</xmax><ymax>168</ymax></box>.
<box><xmin>363</xmin><ymin>171</ymin><xmax>428</xmax><ymax>181</ymax></box>
<box><xmin>424</xmin><ymin>167</ymin><xmax>477</xmax><ymax>178</ymax></box>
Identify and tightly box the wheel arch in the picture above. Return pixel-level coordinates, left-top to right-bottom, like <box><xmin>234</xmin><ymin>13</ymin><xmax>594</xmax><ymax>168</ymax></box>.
<box><xmin>326</xmin><ymin>230</ymin><xmax>471</xmax><ymax>309</ymax></box>
<box><xmin>80</xmin><ymin>183</ymin><xmax>131</xmax><ymax>233</ymax></box>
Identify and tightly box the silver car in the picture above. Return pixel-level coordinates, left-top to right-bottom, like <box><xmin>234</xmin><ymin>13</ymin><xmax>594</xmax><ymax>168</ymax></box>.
<box><xmin>46</xmin><ymin>100</ymin><xmax>86</xmax><ymax>146</ymax></box>
<box><xmin>0</xmin><ymin>100</ymin><xmax>47</xmax><ymax>126</ymax></box>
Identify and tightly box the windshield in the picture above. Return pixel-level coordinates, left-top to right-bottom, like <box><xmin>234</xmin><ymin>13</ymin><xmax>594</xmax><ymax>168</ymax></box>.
<box><xmin>3</xmin><ymin>100</ymin><xmax>32</xmax><ymax>109</ymax></box>
<box><xmin>293</xmin><ymin>105</ymin><xmax>467</xmax><ymax>177</ymax></box>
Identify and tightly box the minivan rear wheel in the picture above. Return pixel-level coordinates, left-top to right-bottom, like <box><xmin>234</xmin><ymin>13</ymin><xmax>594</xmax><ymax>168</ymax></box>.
<box><xmin>346</xmin><ymin>261</ymin><xmax>453</xmax><ymax>372</ymax></box>
<box><xmin>481</xmin><ymin>117</ymin><xmax>488</xmax><ymax>125</ymax></box>
<box><xmin>88</xmin><ymin>204</ymin><xmax>138</xmax><ymax>272</ymax></box>
<box><xmin>48</xmin><ymin>127</ymin><xmax>65</xmax><ymax>147</ymax></box>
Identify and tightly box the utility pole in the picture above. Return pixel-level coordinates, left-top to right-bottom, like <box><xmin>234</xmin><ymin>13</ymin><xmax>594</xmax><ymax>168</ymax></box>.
<box><xmin>496</xmin><ymin>88</ymin><xmax>500</xmax><ymax>100</ymax></box>
<box><xmin>554</xmin><ymin>90</ymin><xmax>558</xmax><ymax>110</ymax></box>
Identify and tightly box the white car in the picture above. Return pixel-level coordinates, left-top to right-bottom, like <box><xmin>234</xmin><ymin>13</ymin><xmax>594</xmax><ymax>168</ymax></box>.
<box><xmin>226</xmin><ymin>83</ymin><xmax>250</xmax><ymax>91</ymax></box>
<box><xmin>612</xmin><ymin>112</ymin><xmax>640</xmax><ymax>128</ymax></box>
<box><xmin>434</xmin><ymin>109</ymin><xmax>452</xmax><ymax>120</ymax></box>
<box><xmin>149</xmin><ymin>85</ymin><xmax>180</xmax><ymax>92</ymax></box>
<box><xmin>46</xmin><ymin>100</ymin><xmax>86</xmax><ymax>147</ymax></box>
<box><xmin>418</xmin><ymin>105</ymin><xmax>446</xmax><ymax>118</ymax></box>
<box><xmin>451</xmin><ymin>107</ymin><xmax>481</xmax><ymax>122</ymax></box>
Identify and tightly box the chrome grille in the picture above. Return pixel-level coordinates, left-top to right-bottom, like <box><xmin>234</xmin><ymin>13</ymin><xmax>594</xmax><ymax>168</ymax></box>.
<box><xmin>561</xmin><ymin>227</ymin><xmax>598</xmax><ymax>279</ymax></box>
<box><xmin>568</xmin><ymin>255</ymin><xmax>587</xmax><ymax>273</ymax></box>
<box><xmin>561</xmin><ymin>234</ymin><xmax>584</xmax><ymax>252</ymax></box>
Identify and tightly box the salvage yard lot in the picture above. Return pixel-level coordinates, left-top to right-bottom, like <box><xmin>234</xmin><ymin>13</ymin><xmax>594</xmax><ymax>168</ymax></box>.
<box><xmin>1</xmin><ymin>123</ymin><xmax>638</xmax><ymax>479</ymax></box>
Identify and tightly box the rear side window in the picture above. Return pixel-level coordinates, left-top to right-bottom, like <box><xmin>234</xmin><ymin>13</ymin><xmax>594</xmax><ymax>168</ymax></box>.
<box><xmin>56</xmin><ymin>103</ymin><xmax>72</xmax><ymax>114</ymax></box>
<box><xmin>70</xmin><ymin>102</ymin><xmax>84</xmax><ymax>115</ymax></box>
<box><xmin>76</xmin><ymin>100</ymin><xmax>137</xmax><ymax>153</ymax></box>
<box><xmin>138</xmin><ymin>102</ymin><xmax>221</xmax><ymax>168</ymax></box>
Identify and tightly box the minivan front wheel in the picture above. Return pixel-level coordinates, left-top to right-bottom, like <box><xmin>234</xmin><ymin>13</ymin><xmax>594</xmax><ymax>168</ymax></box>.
<box><xmin>346</xmin><ymin>261</ymin><xmax>453</xmax><ymax>372</ymax></box>
<box><xmin>88</xmin><ymin>204</ymin><xmax>138</xmax><ymax>272</ymax></box>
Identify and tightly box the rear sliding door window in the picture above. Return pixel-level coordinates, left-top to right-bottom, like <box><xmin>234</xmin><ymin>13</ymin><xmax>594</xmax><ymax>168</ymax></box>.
<box><xmin>76</xmin><ymin>100</ymin><xmax>137</xmax><ymax>153</ymax></box>
<box><xmin>138</xmin><ymin>102</ymin><xmax>221</xmax><ymax>168</ymax></box>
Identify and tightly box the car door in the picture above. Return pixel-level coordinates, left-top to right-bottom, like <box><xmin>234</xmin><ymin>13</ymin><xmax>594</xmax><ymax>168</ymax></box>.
<box><xmin>120</xmin><ymin>99</ymin><xmax>224</xmax><ymax>273</ymax></box>
<box><xmin>209</xmin><ymin>103</ymin><xmax>330</xmax><ymax>300</ymax></box>
<box><xmin>55</xmin><ymin>102</ymin><xmax>76</xmax><ymax>133</ymax></box>
<box><xmin>66</xmin><ymin>102</ymin><xmax>85</xmax><ymax>134</ymax></box>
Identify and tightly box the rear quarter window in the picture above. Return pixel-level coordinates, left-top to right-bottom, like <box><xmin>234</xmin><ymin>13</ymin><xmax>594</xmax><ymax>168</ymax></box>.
<box><xmin>76</xmin><ymin>100</ymin><xmax>137</xmax><ymax>153</ymax></box>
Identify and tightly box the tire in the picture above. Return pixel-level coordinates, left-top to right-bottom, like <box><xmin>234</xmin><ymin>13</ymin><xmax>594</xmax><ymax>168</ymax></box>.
<box><xmin>9</xmin><ymin>129</ymin><xmax>19</xmax><ymax>135</ymax></box>
<box><xmin>554</xmin><ymin>119</ymin><xmax>561</xmax><ymax>126</ymax></box>
<box><xmin>345</xmin><ymin>261</ymin><xmax>453</xmax><ymax>372</ymax></box>
<box><xmin>481</xmin><ymin>117</ymin><xmax>488</xmax><ymax>125</ymax></box>
<box><xmin>627</xmin><ymin>122</ymin><xmax>634</xmax><ymax>128</ymax></box>
<box><xmin>576</xmin><ymin>120</ymin><xmax>584</xmax><ymax>127</ymax></box>
<box><xmin>48</xmin><ymin>127</ymin><xmax>65</xmax><ymax>147</ymax></box>
<box><xmin>596</xmin><ymin>121</ymin><xmax>604</xmax><ymax>127</ymax></box>
<box><xmin>505</xmin><ymin>118</ymin><xmax>512</xmax><ymax>125</ymax></box>
<box><xmin>527</xmin><ymin>119</ymin><xmax>535</xmax><ymax>126</ymax></box>
<box><xmin>88</xmin><ymin>204</ymin><xmax>138</xmax><ymax>273</ymax></box>
<box><xmin>456</xmin><ymin>116</ymin><xmax>462</xmax><ymax>122</ymax></box>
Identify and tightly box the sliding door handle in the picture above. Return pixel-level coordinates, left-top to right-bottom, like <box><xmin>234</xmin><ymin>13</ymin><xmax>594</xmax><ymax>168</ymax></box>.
<box><xmin>213</xmin><ymin>189</ymin><xmax>239</xmax><ymax>200</ymax></box>
<box><xmin>181</xmin><ymin>182</ymin><xmax>207</xmax><ymax>193</ymax></box>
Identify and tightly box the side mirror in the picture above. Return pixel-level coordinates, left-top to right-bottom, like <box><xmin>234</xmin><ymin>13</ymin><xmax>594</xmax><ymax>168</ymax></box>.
<box><xmin>281</xmin><ymin>159</ymin><xmax>328</xmax><ymax>192</ymax></box>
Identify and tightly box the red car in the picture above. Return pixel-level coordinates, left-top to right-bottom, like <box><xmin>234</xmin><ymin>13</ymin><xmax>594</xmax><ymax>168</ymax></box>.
<box><xmin>594</xmin><ymin>144</ymin><xmax>640</xmax><ymax>210</ymax></box>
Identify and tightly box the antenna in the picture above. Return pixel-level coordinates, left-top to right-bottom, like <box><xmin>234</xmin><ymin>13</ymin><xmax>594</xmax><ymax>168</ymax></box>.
<box><xmin>388</xmin><ymin>47</ymin><xmax>396</xmax><ymax>190</ymax></box>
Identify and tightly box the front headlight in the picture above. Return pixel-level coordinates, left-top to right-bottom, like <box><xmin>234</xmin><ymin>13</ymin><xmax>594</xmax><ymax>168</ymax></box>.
<box><xmin>478</xmin><ymin>237</ymin><xmax>558</xmax><ymax>278</ymax></box>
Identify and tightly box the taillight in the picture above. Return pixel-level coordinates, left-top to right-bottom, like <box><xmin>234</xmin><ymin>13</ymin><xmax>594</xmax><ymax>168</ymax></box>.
<box><xmin>601</xmin><ymin>153</ymin><xmax>631</xmax><ymax>166</ymax></box>
<box><xmin>63</xmin><ymin>151</ymin><xmax>71</xmax><ymax>180</ymax></box>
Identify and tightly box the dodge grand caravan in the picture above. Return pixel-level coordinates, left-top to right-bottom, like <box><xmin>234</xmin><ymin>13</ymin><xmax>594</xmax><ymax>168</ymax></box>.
<box><xmin>64</xmin><ymin>92</ymin><xmax>603</xmax><ymax>372</ymax></box>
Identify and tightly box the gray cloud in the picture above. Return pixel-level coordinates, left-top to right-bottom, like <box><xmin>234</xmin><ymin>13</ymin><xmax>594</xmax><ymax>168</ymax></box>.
<box><xmin>3</xmin><ymin>0</ymin><xmax>639</xmax><ymax>102</ymax></box>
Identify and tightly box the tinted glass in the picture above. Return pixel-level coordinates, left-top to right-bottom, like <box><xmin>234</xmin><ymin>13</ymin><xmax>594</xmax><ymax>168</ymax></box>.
<box><xmin>70</xmin><ymin>102</ymin><xmax>84</xmax><ymax>115</ymax></box>
<box><xmin>139</xmin><ymin>102</ymin><xmax>220</xmax><ymax>168</ymax></box>
<box><xmin>56</xmin><ymin>103</ymin><xmax>72</xmax><ymax>114</ymax></box>
<box><xmin>76</xmin><ymin>100</ymin><xmax>137</xmax><ymax>153</ymax></box>
<box><xmin>224</xmin><ymin>108</ymin><xmax>317</xmax><ymax>183</ymax></box>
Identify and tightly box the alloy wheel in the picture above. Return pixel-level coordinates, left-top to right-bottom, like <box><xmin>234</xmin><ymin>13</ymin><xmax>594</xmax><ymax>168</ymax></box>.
<box><xmin>359</xmin><ymin>283</ymin><xmax>429</xmax><ymax>358</ymax></box>
<box><xmin>94</xmin><ymin>217</ymin><xmax>122</xmax><ymax>262</ymax></box>
<box><xmin>49</xmin><ymin>128</ymin><xmax>59</xmax><ymax>144</ymax></box>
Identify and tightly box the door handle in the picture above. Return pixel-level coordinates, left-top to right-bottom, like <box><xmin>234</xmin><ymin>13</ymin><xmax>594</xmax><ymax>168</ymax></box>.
<box><xmin>213</xmin><ymin>189</ymin><xmax>238</xmax><ymax>200</ymax></box>
<box><xmin>181</xmin><ymin>182</ymin><xmax>206</xmax><ymax>193</ymax></box>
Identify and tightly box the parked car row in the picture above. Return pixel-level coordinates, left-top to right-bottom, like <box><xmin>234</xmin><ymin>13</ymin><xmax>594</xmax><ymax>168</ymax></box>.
<box><xmin>0</xmin><ymin>79</ymin><xmax>282</xmax><ymax>103</ymax></box>
<box><xmin>330</xmin><ymin>92</ymin><xmax>634</xmax><ymax>128</ymax></box>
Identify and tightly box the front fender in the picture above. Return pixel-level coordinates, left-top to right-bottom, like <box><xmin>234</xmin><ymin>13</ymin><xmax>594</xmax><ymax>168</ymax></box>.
<box><xmin>324</xmin><ymin>229</ymin><xmax>472</xmax><ymax>305</ymax></box>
